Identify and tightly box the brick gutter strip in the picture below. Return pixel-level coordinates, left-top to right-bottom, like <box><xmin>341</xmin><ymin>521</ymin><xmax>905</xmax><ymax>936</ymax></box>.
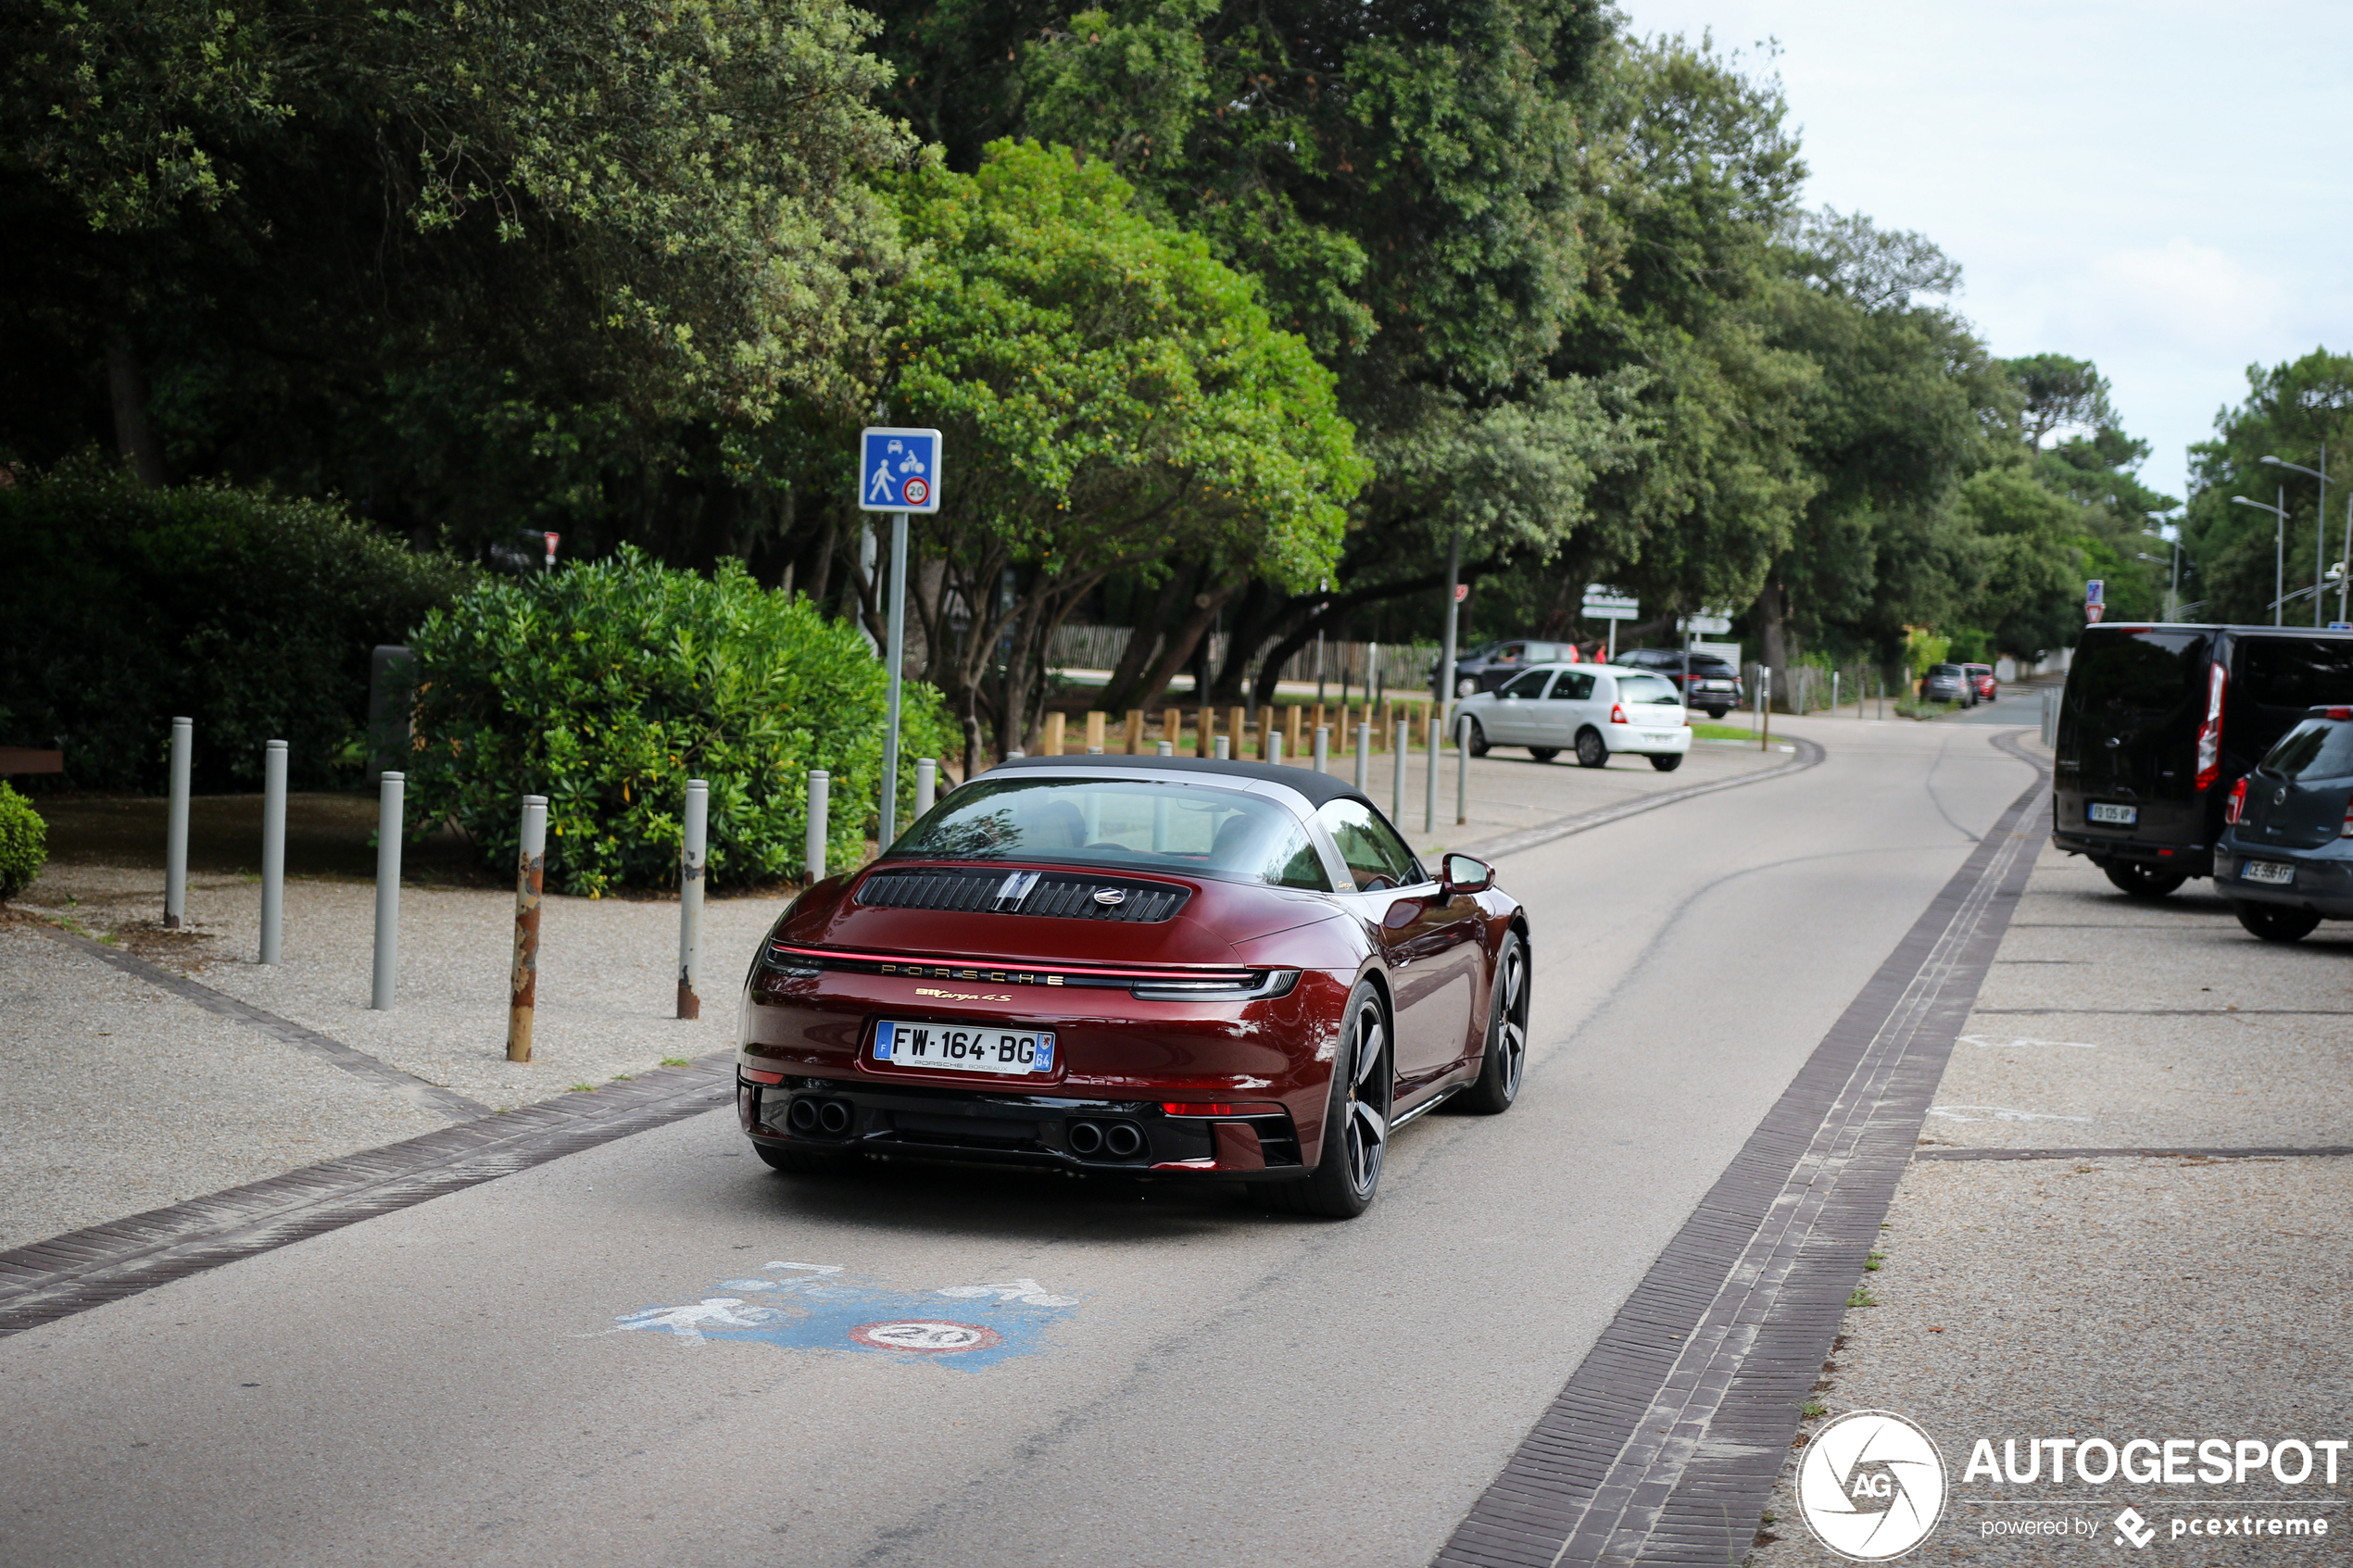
<box><xmin>33</xmin><ymin>922</ymin><xmax>494</xmax><ymax>1121</ymax></box>
<box><xmin>1915</xmin><ymin>1146</ymin><xmax>2353</xmax><ymax>1162</ymax></box>
<box><xmin>1459</xmin><ymin>736</ymin><xmax>1824</xmax><ymax>863</ymax></box>
<box><xmin>1435</xmin><ymin>757</ymin><xmax>2048</xmax><ymax>1568</ymax></box>
<box><xmin>0</xmin><ymin>1054</ymin><xmax>736</xmax><ymax>1337</ymax></box>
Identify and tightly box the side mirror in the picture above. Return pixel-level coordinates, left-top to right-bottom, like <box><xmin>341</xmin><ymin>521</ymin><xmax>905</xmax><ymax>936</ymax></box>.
<box><xmin>1441</xmin><ymin>853</ymin><xmax>1493</xmax><ymax>896</ymax></box>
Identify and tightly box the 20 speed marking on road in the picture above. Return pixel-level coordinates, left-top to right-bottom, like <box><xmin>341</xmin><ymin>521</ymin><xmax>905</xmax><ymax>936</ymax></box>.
<box><xmin>848</xmin><ymin>1320</ymin><xmax>1002</xmax><ymax>1353</ymax></box>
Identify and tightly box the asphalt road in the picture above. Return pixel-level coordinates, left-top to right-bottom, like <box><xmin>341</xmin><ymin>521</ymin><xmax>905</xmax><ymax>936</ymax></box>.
<box><xmin>0</xmin><ymin>718</ymin><xmax>2039</xmax><ymax>1568</ymax></box>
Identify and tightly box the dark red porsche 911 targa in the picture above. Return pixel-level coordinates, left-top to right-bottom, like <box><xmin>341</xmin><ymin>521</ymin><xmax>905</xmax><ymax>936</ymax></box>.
<box><xmin>736</xmin><ymin>755</ymin><xmax>1529</xmax><ymax>1217</ymax></box>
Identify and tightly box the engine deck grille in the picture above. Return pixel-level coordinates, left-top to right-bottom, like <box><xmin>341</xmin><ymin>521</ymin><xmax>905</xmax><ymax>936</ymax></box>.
<box><xmin>856</xmin><ymin>868</ymin><xmax>1190</xmax><ymax>923</ymax></box>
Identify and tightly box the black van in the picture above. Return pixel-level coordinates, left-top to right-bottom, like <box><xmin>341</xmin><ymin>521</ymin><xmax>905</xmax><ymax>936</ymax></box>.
<box><xmin>2053</xmin><ymin>623</ymin><xmax>2353</xmax><ymax>897</ymax></box>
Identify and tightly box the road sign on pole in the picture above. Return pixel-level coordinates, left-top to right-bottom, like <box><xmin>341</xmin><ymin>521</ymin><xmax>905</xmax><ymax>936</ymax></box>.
<box><xmin>1582</xmin><ymin>586</ymin><xmax>1639</xmax><ymax>621</ymax></box>
<box><xmin>1676</xmin><ymin>612</ymin><xmax>1732</xmax><ymax>634</ymax></box>
<box><xmin>859</xmin><ymin>429</ymin><xmax>939</xmax><ymax>841</ymax></box>
<box><xmin>860</xmin><ymin>428</ymin><xmax>942</xmax><ymax>513</ymax></box>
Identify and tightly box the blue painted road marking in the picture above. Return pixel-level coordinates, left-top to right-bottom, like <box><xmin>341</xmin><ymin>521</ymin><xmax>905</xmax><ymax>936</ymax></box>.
<box><xmin>614</xmin><ymin>1261</ymin><xmax>1076</xmax><ymax>1370</ymax></box>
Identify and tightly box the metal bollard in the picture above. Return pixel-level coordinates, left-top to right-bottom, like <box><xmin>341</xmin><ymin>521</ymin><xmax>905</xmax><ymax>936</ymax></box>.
<box><xmin>1355</xmin><ymin>722</ymin><xmax>1370</xmax><ymax>792</ymax></box>
<box><xmin>508</xmin><ymin>795</ymin><xmax>547</xmax><ymax>1060</ymax></box>
<box><xmin>677</xmin><ymin>779</ymin><xmax>708</xmax><ymax>1021</ymax></box>
<box><xmin>259</xmin><ymin>739</ymin><xmax>287</xmax><ymax>964</ymax></box>
<box><xmin>1267</xmin><ymin>733</ymin><xmax>1284</xmax><ymax>767</ymax></box>
<box><xmin>1392</xmin><ymin>720</ymin><xmax>1408</xmax><ymax>823</ymax></box>
<box><xmin>1424</xmin><ymin>709</ymin><xmax>1441</xmax><ymax>833</ymax></box>
<box><xmin>1314</xmin><ymin>726</ymin><xmax>1329</xmax><ymax>773</ymax></box>
<box><xmin>371</xmin><ymin>771</ymin><xmax>404</xmax><ymax>1010</ymax></box>
<box><xmin>914</xmin><ymin>759</ymin><xmax>937</xmax><ymax>818</ymax></box>
<box><xmin>1214</xmin><ymin>735</ymin><xmax>1229</xmax><ymax>759</ymax></box>
<box><xmin>1157</xmin><ymin>741</ymin><xmax>1174</xmax><ymax>758</ymax></box>
<box><xmin>164</xmin><ymin>716</ymin><xmax>192</xmax><ymax>928</ymax></box>
<box><xmin>1455</xmin><ymin>714</ymin><xmax>1470</xmax><ymax>826</ymax></box>
<box><xmin>804</xmin><ymin>770</ymin><xmax>829</xmax><ymax>884</ymax></box>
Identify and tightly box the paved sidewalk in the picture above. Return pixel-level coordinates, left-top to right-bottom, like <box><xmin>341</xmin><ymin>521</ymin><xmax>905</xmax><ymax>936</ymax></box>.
<box><xmin>1750</xmin><ymin>747</ymin><xmax>2353</xmax><ymax>1565</ymax></box>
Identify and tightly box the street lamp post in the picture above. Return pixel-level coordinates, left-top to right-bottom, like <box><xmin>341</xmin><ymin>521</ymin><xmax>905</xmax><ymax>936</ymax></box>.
<box><xmin>2141</xmin><ymin>520</ymin><xmax>2185</xmax><ymax>621</ymax></box>
<box><xmin>2232</xmin><ymin>490</ymin><xmax>2289</xmax><ymax>626</ymax></box>
<box><xmin>2261</xmin><ymin>450</ymin><xmax>2329</xmax><ymax>628</ymax></box>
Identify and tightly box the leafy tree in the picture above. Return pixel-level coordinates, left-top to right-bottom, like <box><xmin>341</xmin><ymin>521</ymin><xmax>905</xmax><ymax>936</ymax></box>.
<box><xmin>870</xmin><ymin>141</ymin><xmax>1365</xmax><ymax>762</ymax></box>
<box><xmin>2184</xmin><ymin>350</ymin><xmax>2353</xmax><ymax>626</ymax></box>
<box><xmin>2001</xmin><ymin>354</ymin><xmax>2117</xmax><ymax>453</ymax></box>
<box><xmin>2</xmin><ymin>0</ymin><xmax>912</xmax><ymax>554</ymax></box>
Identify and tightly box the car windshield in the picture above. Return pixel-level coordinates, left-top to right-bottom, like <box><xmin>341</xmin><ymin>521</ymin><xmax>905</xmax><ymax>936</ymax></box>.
<box><xmin>889</xmin><ymin>776</ymin><xmax>1331</xmax><ymax>890</ymax></box>
<box><xmin>1617</xmin><ymin>673</ymin><xmax>1680</xmax><ymax>705</ymax></box>
<box><xmin>2259</xmin><ymin>719</ymin><xmax>2353</xmax><ymax>781</ymax></box>
<box><xmin>1931</xmin><ymin>665</ymin><xmax>1963</xmax><ymax>677</ymax></box>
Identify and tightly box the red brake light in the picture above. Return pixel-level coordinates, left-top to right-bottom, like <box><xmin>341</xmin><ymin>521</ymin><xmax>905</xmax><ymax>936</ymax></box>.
<box><xmin>2195</xmin><ymin>664</ymin><xmax>2226</xmax><ymax>790</ymax></box>
<box><xmin>2225</xmin><ymin>777</ymin><xmax>2248</xmax><ymax>825</ymax></box>
<box><xmin>2342</xmin><ymin>797</ymin><xmax>2353</xmax><ymax>839</ymax></box>
<box><xmin>1161</xmin><ymin>1102</ymin><xmax>1236</xmax><ymax>1116</ymax></box>
<box><xmin>1610</xmin><ymin>703</ymin><xmax>1629</xmax><ymax>725</ymax></box>
<box><xmin>2329</xmin><ymin>707</ymin><xmax>2353</xmax><ymax>721</ymax></box>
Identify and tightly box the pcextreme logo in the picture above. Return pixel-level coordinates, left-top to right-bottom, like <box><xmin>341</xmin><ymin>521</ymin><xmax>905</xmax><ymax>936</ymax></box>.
<box><xmin>1796</xmin><ymin>1410</ymin><xmax>1950</xmax><ymax>1561</ymax></box>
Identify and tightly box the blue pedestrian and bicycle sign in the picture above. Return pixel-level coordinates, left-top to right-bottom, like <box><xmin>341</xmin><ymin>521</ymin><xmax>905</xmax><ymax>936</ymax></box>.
<box><xmin>860</xmin><ymin>427</ymin><xmax>943</xmax><ymax>513</ymax></box>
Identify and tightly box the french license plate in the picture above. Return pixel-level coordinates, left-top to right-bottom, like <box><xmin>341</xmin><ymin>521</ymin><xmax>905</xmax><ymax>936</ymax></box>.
<box><xmin>2244</xmin><ymin>860</ymin><xmax>2296</xmax><ymax>885</ymax></box>
<box><xmin>2088</xmin><ymin>802</ymin><xmax>2138</xmax><ymax>825</ymax></box>
<box><xmin>875</xmin><ymin>1019</ymin><xmax>1055</xmax><ymax>1075</ymax></box>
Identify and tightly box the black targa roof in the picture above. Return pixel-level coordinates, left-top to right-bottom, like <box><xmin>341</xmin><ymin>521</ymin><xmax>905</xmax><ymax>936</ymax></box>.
<box><xmin>983</xmin><ymin>752</ymin><xmax>1373</xmax><ymax>809</ymax></box>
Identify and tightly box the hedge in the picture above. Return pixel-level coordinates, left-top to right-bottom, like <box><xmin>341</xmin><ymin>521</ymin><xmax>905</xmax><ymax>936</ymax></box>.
<box><xmin>404</xmin><ymin>546</ymin><xmax>952</xmax><ymax>893</ymax></box>
<box><xmin>0</xmin><ymin>456</ymin><xmax>473</xmax><ymax>791</ymax></box>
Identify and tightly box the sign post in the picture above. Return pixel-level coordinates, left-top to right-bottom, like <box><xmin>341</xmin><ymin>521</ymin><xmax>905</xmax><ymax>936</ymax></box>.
<box><xmin>2085</xmin><ymin>578</ymin><xmax>2104</xmax><ymax>626</ymax></box>
<box><xmin>1583</xmin><ymin>586</ymin><xmax>1639</xmax><ymax>662</ymax></box>
<box><xmin>860</xmin><ymin>427</ymin><xmax>943</xmax><ymax>847</ymax></box>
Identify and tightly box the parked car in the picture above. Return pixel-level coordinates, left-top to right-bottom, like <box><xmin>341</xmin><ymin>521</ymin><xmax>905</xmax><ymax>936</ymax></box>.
<box><xmin>1454</xmin><ymin>662</ymin><xmax>1692</xmax><ymax>771</ymax></box>
<box><xmin>1434</xmin><ymin>638</ymin><xmax>1581</xmax><ymax>698</ymax></box>
<box><xmin>2213</xmin><ymin>704</ymin><xmax>2353</xmax><ymax>942</ymax></box>
<box><xmin>1964</xmin><ymin>662</ymin><xmax>1997</xmax><ymax>702</ymax></box>
<box><xmin>1611</xmin><ymin>646</ymin><xmax>1745</xmax><ymax>719</ymax></box>
<box><xmin>736</xmin><ymin>755</ymin><xmax>1530</xmax><ymax>1219</ymax></box>
<box><xmin>2053</xmin><ymin>622</ymin><xmax>2353</xmax><ymax>897</ymax></box>
<box><xmin>1919</xmin><ymin>663</ymin><xmax>1973</xmax><ymax>706</ymax></box>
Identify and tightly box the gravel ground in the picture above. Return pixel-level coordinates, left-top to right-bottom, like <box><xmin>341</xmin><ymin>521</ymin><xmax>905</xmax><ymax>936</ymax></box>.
<box><xmin>15</xmin><ymin>863</ymin><xmax>785</xmax><ymax>1107</ymax></box>
<box><xmin>1751</xmin><ymin>821</ymin><xmax>2353</xmax><ymax>1566</ymax></box>
<box><xmin>0</xmin><ymin>923</ymin><xmax>449</xmax><ymax>1250</ymax></box>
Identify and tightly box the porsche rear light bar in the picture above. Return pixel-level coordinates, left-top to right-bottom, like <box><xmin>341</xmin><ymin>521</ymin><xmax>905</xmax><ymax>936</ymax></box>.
<box><xmin>2195</xmin><ymin>662</ymin><xmax>2226</xmax><ymax>791</ymax></box>
<box><xmin>762</xmin><ymin>942</ymin><xmax>1299</xmax><ymax>998</ymax></box>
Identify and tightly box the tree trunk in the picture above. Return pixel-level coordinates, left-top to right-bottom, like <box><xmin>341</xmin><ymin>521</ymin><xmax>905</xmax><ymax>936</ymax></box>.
<box><xmin>1129</xmin><ymin>571</ymin><xmax>1236</xmax><ymax>712</ymax></box>
<box><xmin>106</xmin><ymin>340</ymin><xmax>165</xmax><ymax>488</ymax></box>
<box><xmin>1756</xmin><ymin>576</ymin><xmax>1792</xmax><ymax>713</ymax></box>
<box><xmin>1101</xmin><ymin>569</ymin><xmax>1190</xmax><ymax>713</ymax></box>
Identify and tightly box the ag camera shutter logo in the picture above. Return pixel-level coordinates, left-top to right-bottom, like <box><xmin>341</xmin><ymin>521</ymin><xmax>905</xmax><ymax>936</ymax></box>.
<box><xmin>1796</xmin><ymin>1410</ymin><xmax>1949</xmax><ymax>1560</ymax></box>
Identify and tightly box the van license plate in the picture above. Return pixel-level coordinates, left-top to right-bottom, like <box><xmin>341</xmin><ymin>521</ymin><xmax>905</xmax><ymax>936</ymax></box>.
<box><xmin>2244</xmin><ymin>860</ymin><xmax>2296</xmax><ymax>885</ymax></box>
<box><xmin>2088</xmin><ymin>802</ymin><xmax>2137</xmax><ymax>825</ymax></box>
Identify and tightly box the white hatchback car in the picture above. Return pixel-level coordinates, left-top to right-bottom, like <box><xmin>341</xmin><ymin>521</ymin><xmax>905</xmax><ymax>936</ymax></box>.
<box><xmin>1455</xmin><ymin>662</ymin><xmax>1692</xmax><ymax>771</ymax></box>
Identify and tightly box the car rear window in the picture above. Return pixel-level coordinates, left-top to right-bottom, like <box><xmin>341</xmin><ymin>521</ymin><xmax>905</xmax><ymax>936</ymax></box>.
<box><xmin>893</xmin><ymin>777</ymin><xmax>1330</xmax><ymax>890</ymax></box>
<box><xmin>2064</xmin><ymin>630</ymin><xmax>2212</xmax><ymax>730</ymax></box>
<box><xmin>1617</xmin><ymin>674</ymin><xmax>1680</xmax><ymax>705</ymax></box>
<box><xmin>2258</xmin><ymin>718</ymin><xmax>2353</xmax><ymax>781</ymax></box>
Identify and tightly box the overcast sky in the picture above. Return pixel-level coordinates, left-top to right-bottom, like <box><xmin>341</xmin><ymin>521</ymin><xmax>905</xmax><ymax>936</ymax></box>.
<box><xmin>1626</xmin><ymin>0</ymin><xmax>2353</xmax><ymax>505</ymax></box>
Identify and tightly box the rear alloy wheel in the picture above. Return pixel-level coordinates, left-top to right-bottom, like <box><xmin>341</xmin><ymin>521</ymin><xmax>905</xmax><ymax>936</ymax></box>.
<box><xmin>1456</xmin><ymin>933</ymin><xmax>1528</xmax><ymax>1115</ymax></box>
<box><xmin>1529</xmin><ymin>746</ymin><xmax>1560</xmax><ymax>763</ymax></box>
<box><xmin>2234</xmin><ymin>902</ymin><xmax>2321</xmax><ymax>943</ymax></box>
<box><xmin>1575</xmin><ymin>727</ymin><xmax>1609</xmax><ymax>769</ymax></box>
<box><xmin>2102</xmin><ymin>862</ymin><xmax>2186</xmax><ymax>899</ymax></box>
<box><xmin>1466</xmin><ymin>718</ymin><xmax>1491</xmax><ymax>758</ymax></box>
<box><xmin>1255</xmin><ymin>983</ymin><xmax>1390</xmax><ymax>1219</ymax></box>
<box><xmin>1648</xmin><ymin>753</ymin><xmax>1683</xmax><ymax>772</ymax></box>
<box><xmin>1457</xmin><ymin>676</ymin><xmax>1481</xmax><ymax>698</ymax></box>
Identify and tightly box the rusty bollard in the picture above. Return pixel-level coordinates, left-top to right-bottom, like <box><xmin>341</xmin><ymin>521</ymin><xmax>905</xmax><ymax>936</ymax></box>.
<box><xmin>676</xmin><ymin>778</ymin><xmax>708</xmax><ymax>1021</ymax></box>
<box><xmin>507</xmin><ymin>795</ymin><xmax>547</xmax><ymax>1061</ymax></box>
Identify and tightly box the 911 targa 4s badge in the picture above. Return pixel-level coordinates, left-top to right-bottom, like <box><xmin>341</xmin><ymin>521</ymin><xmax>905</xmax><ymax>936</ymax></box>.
<box><xmin>735</xmin><ymin>755</ymin><xmax>1530</xmax><ymax>1218</ymax></box>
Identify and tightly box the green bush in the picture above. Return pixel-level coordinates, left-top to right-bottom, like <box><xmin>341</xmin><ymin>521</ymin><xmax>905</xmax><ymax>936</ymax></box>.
<box><xmin>0</xmin><ymin>456</ymin><xmax>473</xmax><ymax>792</ymax></box>
<box><xmin>405</xmin><ymin>546</ymin><xmax>951</xmax><ymax>894</ymax></box>
<box><xmin>0</xmin><ymin>782</ymin><xmax>45</xmax><ymax>898</ymax></box>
